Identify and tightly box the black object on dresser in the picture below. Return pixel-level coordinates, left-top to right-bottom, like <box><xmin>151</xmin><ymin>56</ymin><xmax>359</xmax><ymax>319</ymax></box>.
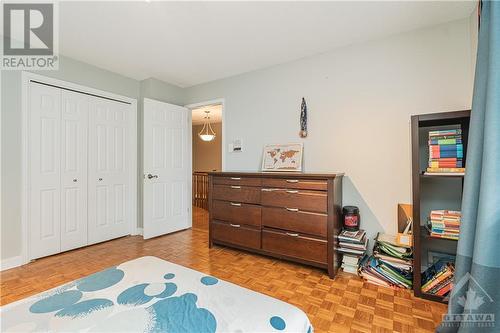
<box><xmin>208</xmin><ymin>172</ymin><xmax>344</xmax><ymax>278</ymax></box>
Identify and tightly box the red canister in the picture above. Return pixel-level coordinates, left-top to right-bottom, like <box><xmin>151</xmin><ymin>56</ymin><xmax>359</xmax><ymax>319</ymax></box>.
<box><xmin>342</xmin><ymin>206</ymin><xmax>360</xmax><ymax>231</ymax></box>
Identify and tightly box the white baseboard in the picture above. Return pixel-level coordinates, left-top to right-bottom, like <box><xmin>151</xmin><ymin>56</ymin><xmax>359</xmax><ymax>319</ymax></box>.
<box><xmin>1</xmin><ymin>255</ymin><xmax>25</xmax><ymax>271</ymax></box>
<box><xmin>134</xmin><ymin>227</ymin><xmax>143</xmax><ymax>236</ymax></box>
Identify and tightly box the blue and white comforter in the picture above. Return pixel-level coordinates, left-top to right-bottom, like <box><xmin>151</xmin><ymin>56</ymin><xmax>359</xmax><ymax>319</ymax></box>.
<box><xmin>1</xmin><ymin>256</ymin><xmax>313</xmax><ymax>332</ymax></box>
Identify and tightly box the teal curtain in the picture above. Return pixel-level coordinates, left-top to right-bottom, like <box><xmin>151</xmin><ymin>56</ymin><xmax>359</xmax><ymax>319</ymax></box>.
<box><xmin>439</xmin><ymin>1</ymin><xmax>500</xmax><ymax>332</ymax></box>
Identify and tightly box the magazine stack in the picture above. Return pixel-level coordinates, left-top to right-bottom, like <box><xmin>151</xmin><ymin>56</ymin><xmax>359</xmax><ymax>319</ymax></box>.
<box><xmin>358</xmin><ymin>233</ymin><xmax>413</xmax><ymax>289</ymax></box>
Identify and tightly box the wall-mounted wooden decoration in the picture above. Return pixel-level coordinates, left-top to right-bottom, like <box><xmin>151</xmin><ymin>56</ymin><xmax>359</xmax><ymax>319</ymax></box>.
<box><xmin>300</xmin><ymin>97</ymin><xmax>308</xmax><ymax>138</ymax></box>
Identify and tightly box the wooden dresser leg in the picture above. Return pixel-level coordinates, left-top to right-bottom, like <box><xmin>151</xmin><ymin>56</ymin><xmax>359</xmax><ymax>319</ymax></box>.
<box><xmin>328</xmin><ymin>264</ymin><xmax>335</xmax><ymax>279</ymax></box>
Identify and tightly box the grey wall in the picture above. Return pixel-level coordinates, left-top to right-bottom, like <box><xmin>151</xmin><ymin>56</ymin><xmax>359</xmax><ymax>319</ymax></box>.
<box><xmin>1</xmin><ymin>17</ymin><xmax>477</xmax><ymax>262</ymax></box>
<box><xmin>183</xmin><ymin>18</ymin><xmax>476</xmax><ymax>242</ymax></box>
<box><xmin>192</xmin><ymin>123</ymin><xmax>223</xmax><ymax>172</ymax></box>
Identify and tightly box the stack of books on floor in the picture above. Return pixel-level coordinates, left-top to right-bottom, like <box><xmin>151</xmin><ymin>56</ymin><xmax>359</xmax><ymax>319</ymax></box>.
<box><xmin>341</xmin><ymin>255</ymin><xmax>360</xmax><ymax>274</ymax></box>
<box><xmin>358</xmin><ymin>233</ymin><xmax>413</xmax><ymax>289</ymax></box>
<box><xmin>425</xmin><ymin>128</ymin><xmax>465</xmax><ymax>176</ymax></box>
<box><xmin>337</xmin><ymin>229</ymin><xmax>368</xmax><ymax>274</ymax></box>
<box><xmin>426</xmin><ymin>210</ymin><xmax>461</xmax><ymax>240</ymax></box>
<box><xmin>421</xmin><ymin>259</ymin><xmax>455</xmax><ymax>297</ymax></box>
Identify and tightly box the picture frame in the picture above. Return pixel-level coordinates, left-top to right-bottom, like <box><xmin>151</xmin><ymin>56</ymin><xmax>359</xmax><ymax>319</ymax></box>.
<box><xmin>261</xmin><ymin>143</ymin><xmax>303</xmax><ymax>172</ymax></box>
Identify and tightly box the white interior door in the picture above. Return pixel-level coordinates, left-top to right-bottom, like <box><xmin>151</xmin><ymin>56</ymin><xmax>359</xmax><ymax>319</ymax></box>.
<box><xmin>143</xmin><ymin>98</ymin><xmax>191</xmax><ymax>239</ymax></box>
<box><xmin>60</xmin><ymin>90</ymin><xmax>88</xmax><ymax>252</ymax></box>
<box><xmin>88</xmin><ymin>97</ymin><xmax>131</xmax><ymax>244</ymax></box>
<box><xmin>29</xmin><ymin>83</ymin><xmax>62</xmax><ymax>259</ymax></box>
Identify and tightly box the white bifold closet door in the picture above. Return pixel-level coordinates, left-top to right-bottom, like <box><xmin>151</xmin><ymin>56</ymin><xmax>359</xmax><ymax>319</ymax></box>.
<box><xmin>29</xmin><ymin>81</ymin><xmax>132</xmax><ymax>260</ymax></box>
<box><xmin>29</xmin><ymin>83</ymin><xmax>63</xmax><ymax>259</ymax></box>
<box><xmin>60</xmin><ymin>90</ymin><xmax>89</xmax><ymax>252</ymax></box>
<box><xmin>87</xmin><ymin>97</ymin><xmax>130</xmax><ymax>244</ymax></box>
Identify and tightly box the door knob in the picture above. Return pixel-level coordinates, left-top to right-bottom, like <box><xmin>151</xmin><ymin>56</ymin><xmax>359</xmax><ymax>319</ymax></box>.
<box><xmin>147</xmin><ymin>174</ymin><xmax>159</xmax><ymax>179</ymax></box>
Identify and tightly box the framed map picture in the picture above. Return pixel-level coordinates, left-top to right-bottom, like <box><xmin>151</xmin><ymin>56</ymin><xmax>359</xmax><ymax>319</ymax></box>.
<box><xmin>261</xmin><ymin>143</ymin><xmax>303</xmax><ymax>172</ymax></box>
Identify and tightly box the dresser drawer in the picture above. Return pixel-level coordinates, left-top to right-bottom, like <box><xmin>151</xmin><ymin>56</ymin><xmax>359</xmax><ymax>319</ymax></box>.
<box><xmin>261</xmin><ymin>189</ymin><xmax>327</xmax><ymax>213</ymax></box>
<box><xmin>212</xmin><ymin>200</ymin><xmax>261</xmax><ymax>227</ymax></box>
<box><xmin>213</xmin><ymin>176</ymin><xmax>262</xmax><ymax>187</ymax></box>
<box><xmin>262</xmin><ymin>178</ymin><xmax>327</xmax><ymax>191</ymax></box>
<box><xmin>211</xmin><ymin>220</ymin><xmax>261</xmax><ymax>250</ymax></box>
<box><xmin>212</xmin><ymin>184</ymin><xmax>261</xmax><ymax>204</ymax></box>
<box><xmin>262</xmin><ymin>207</ymin><xmax>327</xmax><ymax>237</ymax></box>
<box><xmin>262</xmin><ymin>228</ymin><xmax>327</xmax><ymax>265</ymax></box>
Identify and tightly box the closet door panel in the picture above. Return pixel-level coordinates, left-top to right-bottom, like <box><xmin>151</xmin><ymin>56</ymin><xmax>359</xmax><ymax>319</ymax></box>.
<box><xmin>60</xmin><ymin>91</ymin><xmax>88</xmax><ymax>251</ymax></box>
<box><xmin>29</xmin><ymin>83</ymin><xmax>62</xmax><ymax>259</ymax></box>
<box><xmin>88</xmin><ymin>98</ymin><xmax>130</xmax><ymax>244</ymax></box>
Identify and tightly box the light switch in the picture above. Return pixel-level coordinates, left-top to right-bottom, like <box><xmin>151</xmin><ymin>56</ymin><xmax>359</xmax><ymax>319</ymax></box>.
<box><xmin>228</xmin><ymin>139</ymin><xmax>243</xmax><ymax>152</ymax></box>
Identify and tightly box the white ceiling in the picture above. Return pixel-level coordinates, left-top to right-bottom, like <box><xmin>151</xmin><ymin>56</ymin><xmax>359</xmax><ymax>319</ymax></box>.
<box><xmin>192</xmin><ymin>104</ymin><xmax>222</xmax><ymax>125</ymax></box>
<box><xmin>59</xmin><ymin>1</ymin><xmax>476</xmax><ymax>88</ymax></box>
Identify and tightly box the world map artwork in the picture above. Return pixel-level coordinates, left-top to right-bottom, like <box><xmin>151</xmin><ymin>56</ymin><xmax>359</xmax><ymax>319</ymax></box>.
<box><xmin>262</xmin><ymin>144</ymin><xmax>303</xmax><ymax>171</ymax></box>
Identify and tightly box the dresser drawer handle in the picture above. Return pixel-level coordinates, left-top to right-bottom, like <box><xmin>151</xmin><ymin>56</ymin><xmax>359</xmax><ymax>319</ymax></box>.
<box><xmin>230</xmin><ymin>177</ymin><xmax>241</xmax><ymax>180</ymax></box>
<box><xmin>230</xmin><ymin>224</ymin><xmax>241</xmax><ymax>228</ymax></box>
<box><xmin>286</xmin><ymin>207</ymin><xmax>299</xmax><ymax>212</ymax></box>
<box><xmin>286</xmin><ymin>190</ymin><xmax>299</xmax><ymax>194</ymax></box>
<box><xmin>286</xmin><ymin>179</ymin><xmax>299</xmax><ymax>183</ymax></box>
<box><xmin>230</xmin><ymin>202</ymin><xmax>242</xmax><ymax>207</ymax></box>
<box><xmin>261</xmin><ymin>188</ymin><xmax>276</xmax><ymax>192</ymax></box>
<box><xmin>230</xmin><ymin>185</ymin><xmax>241</xmax><ymax>189</ymax></box>
<box><xmin>286</xmin><ymin>232</ymin><xmax>299</xmax><ymax>237</ymax></box>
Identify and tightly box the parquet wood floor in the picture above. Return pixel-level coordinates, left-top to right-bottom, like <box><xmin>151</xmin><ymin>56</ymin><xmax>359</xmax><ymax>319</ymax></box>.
<box><xmin>1</xmin><ymin>207</ymin><xmax>447</xmax><ymax>332</ymax></box>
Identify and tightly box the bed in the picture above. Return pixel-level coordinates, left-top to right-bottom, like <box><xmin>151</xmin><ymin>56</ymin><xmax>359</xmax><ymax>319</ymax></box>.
<box><xmin>1</xmin><ymin>256</ymin><xmax>313</xmax><ymax>332</ymax></box>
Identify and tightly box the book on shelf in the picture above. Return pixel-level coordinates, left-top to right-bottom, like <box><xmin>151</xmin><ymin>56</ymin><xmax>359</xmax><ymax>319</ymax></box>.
<box><xmin>436</xmin><ymin>282</ymin><xmax>453</xmax><ymax>296</ymax></box>
<box><xmin>428</xmin><ymin>129</ymin><xmax>462</xmax><ymax>136</ymax></box>
<box><xmin>424</xmin><ymin>167</ymin><xmax>465</xmax><ymax>176</ymax></box>
<box><xmin>429</xmin><ymin>151</ymin><xmax>463</xmax><ymax>159</ymax></box>
<box><xmin>429</xmin><ymin>143</ymin><xmax>463</xmax><ymax>151</ymax></box>
<box><xmin>421</xmin><ymin>259</ymin><xmax>455</xmax><ymax>296</ymax></box>
<box><xmin>427</xmin><ymin>275</ymin><xmax>454</xmax><ymax>295</ymax></box>
<box><xmin>429</xmin><ymin>138</ymin><xmax>462</xmax><ymax>145</ymax></box>
<box><xmin>426</xmin><ymin>210</ymin><xmax>461</xmax><ymax>240</ymax></box>
<box><xmin>429</xmin><ymin>160</ymin><xmax>464</xmax><ymax>168</ymax></box>
<box><xmin>426</xmin><ymin>126</ymin><xmax>465</xmax><ymax>175</ymax></box>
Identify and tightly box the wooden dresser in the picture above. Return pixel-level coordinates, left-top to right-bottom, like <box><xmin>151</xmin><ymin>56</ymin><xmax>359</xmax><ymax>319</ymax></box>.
<box><xmin>208</xmin><ymin>172</ymin><xmax>343</xmax><ymax>278</ymax></box>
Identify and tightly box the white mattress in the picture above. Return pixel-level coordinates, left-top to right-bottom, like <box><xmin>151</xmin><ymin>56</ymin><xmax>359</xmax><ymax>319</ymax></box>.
<box><xmin>1</xmin><ymin>256</ymin><xmax>313</xmax><ymax>332</ymax></box>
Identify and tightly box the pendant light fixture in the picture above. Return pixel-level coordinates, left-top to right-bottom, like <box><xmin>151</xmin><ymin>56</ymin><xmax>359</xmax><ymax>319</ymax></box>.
<box><xmin>198</xmin><ymin>110</ymin><xmax>216</xmax><ymax>142</ymax></box>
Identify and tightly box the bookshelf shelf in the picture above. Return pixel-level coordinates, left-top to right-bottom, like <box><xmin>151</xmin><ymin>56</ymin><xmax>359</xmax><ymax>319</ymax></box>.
<box><xmin>421</xmin><ymin>292</ymin><xmax>447</xmax><ymax>303</ymax></box>
<box><xmin>411</xmin><ymin>110</ymin><xmax>471</xmax><ymax>304</ymax></box>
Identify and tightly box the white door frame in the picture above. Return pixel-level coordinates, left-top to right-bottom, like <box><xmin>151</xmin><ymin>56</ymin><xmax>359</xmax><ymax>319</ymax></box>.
<box><xmin>184</xmin><ymin>98</ymin><xmax>226</xmax><ymax>172</ymax></box>
<box><xmin>21</xmin><ymin>71</ymin><xmax>138</xmax><ymax>264</ymax></box>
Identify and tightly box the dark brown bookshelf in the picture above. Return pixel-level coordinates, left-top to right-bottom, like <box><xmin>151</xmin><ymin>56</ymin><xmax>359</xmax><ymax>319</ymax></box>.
<box><xmin>411</xmin><ymin>110</ymin><xmax>470</xmax><ymax>303</ymax></box>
